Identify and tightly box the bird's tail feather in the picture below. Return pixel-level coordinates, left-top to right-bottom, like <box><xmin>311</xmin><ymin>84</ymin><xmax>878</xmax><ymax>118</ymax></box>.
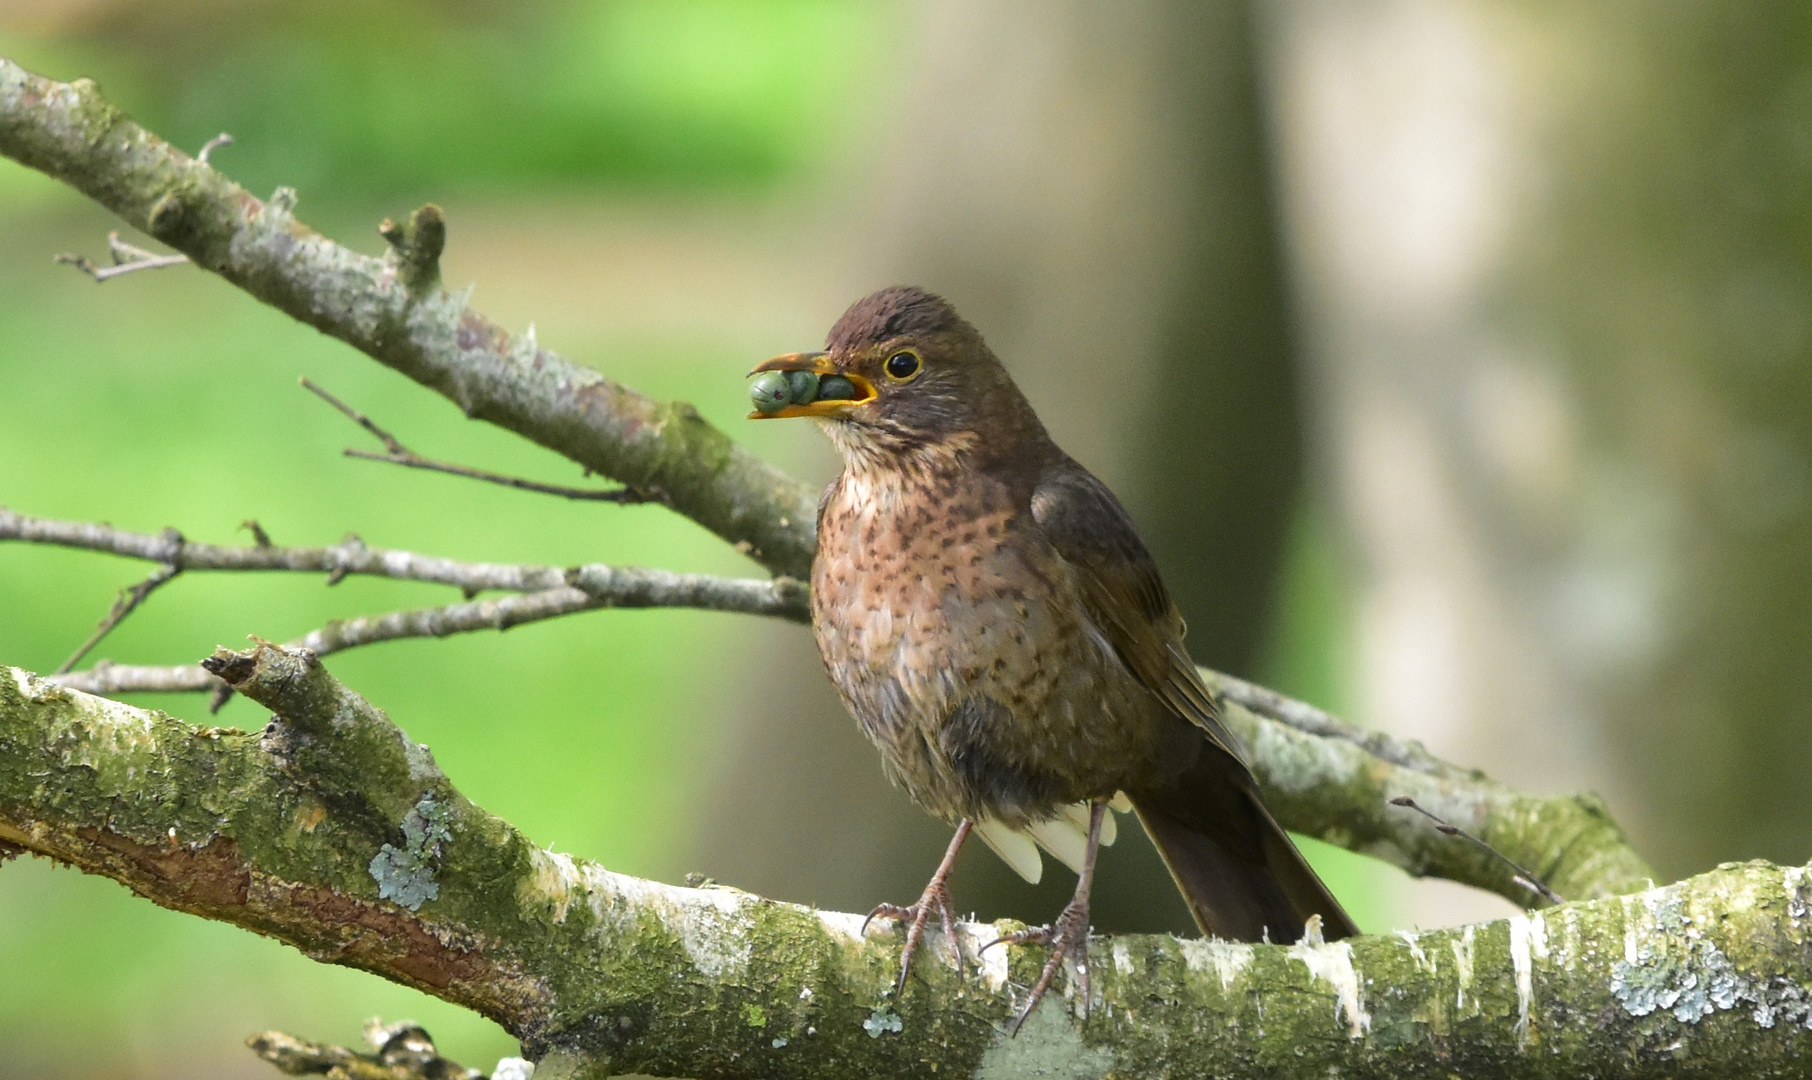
<box><xmin>1130</xmin><ymin>756</ymin><xmax>1358</xmax><ymax>944</ymax></box>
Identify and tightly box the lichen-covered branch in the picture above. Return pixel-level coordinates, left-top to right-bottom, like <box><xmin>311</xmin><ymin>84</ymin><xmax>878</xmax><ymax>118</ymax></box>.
<box><xmin>0</xmin><ymin>651</ymin><xmax>1805</xmax><ymax>1079</ymax></box>
<box><xmin>0</xmin><ymin>58</ymin><xmax>817</xmax><ymax>577</ymax></box>
<box><xmin>1218</xmin><ymin>694</ymin><xmax>1655</xmax><ymax>908</ymax></box>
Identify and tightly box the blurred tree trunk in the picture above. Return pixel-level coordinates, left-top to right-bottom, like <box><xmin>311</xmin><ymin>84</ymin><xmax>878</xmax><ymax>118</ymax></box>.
<box><xmin>695</xmin><ymin>0</ymin><xmax>1303</xmax><ymax>935</ymax></box>
<box><xmin>1267</xmin><ymin>0</ymin><xmax>1812</xmax><ymax>923</ymax></box>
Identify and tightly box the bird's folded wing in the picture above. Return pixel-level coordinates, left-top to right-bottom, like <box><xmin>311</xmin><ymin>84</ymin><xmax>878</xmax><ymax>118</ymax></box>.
<box><xmin>1029</xmin><ymin>463</ymin><xmax>1245</xmax><ymax>763</ymax></box>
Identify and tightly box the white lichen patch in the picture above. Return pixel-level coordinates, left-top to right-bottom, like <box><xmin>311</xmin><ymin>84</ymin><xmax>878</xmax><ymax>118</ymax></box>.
<box><xmin>963</xmin><ymin>924</ymin><xmax>1011</xmax><ymax>992</ymax></box>
<box><xmin>1111</xmin><ymin>941</ymin><xmax>1134</xmax><ymax>976</ymax></box>
<box><xmin>1395</xmin><ymin>930</ymin><xmax>1434</xmax><ymax>975</ymax></box>
<box><xmin>601</xmin><ymin>871</ymin><xmax>756</xmax><ymax>980</ymax></box>
<box><xmin>10</xmin><ymin>667</ymin><xmax>62</xmax><ymax>702</ymax></box>
<box><xmin>1176</xmin><ymin>938</ymin><xmax>1254</xmax><ymax>992</ymax></box>
<box><xmin>1785</xmin><ymin>865</ymin><xmax>1812</xmax><ymax>920</ymax></box>
<box><xmin>1508</xmin><ymin>913</ymin><xmax>1549</xmax><ymax>1044</ymax></box>
<box><xmin>518</xmin><ymin>847</ymin><xmax>588</xmax><ymax>923</ymax></box>
<box><xmin>400</xmin><ymin>737</ymin><xmax>443</xmax><ymax>784</ymax></box>
<box><xmin>1607</xmin><ymin>875</ymin><xmax>1812</xmax><ymax>1029</ymax></box>
<box><xmin>1289</xmin><ymin>939</ymin><xmax>1370</xmax><ymax>1037</ymax></box>
<box><xmin>816</xmin><ymin>909</ymin><xmax>868</xmax><ymax>942</ymax></box>
<box><xmin>46</xmin><ymin>682</ymin><xmax>162</xmax><ymax>775</ymax></box>
<box><xmin>1451</xmin><ymin>926</ymin><xmax>1476</xmax><ymax>1015</ymax></box>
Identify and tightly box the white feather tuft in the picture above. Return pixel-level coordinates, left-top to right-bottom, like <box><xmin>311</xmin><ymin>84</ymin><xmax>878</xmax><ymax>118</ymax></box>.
<box><xmin>975</xmin><ymin>818</ymin><xmax>1043</xmax><ymax>884</ymax></box>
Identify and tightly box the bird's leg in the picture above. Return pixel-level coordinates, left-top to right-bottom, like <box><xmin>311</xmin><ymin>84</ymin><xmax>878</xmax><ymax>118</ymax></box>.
<box><xmin>986</xmin><ymin>799</ymin><xmax>1106</xmax><ymax>1035</ymax></box>
<box><xmin>862</xmin><ymin>819</ymin><xmax>972</xmax><ymax>996</ymax></box>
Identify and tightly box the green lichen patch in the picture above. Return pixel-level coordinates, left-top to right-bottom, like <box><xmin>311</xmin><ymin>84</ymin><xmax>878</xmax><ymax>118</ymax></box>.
<box><xmin>369</xmin><ymin>795</ymin><xmax>454</xmax><ymax>910</ymax></box>
<box><xmin>862</xmin><ymin>1008</ymin><xmax>901</xmax><ymax>1038</ymax></box>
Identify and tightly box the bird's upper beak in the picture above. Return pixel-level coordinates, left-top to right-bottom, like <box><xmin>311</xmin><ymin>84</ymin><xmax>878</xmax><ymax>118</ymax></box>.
<box><xmin>746</xmin><ymin>351</ymin><xmax>878</xmax><ymax>419</ymax></box>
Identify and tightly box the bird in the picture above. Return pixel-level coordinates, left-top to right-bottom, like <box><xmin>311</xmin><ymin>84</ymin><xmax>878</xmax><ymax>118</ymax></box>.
<box><xmin>749</xmin><ymin>285</ymin><xmax>1357</xmax><ymax>1030</ymax></box>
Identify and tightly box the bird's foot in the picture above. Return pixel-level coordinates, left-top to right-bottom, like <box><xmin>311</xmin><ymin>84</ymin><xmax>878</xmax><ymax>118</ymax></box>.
<box><xmin>862</xmin><ymin>875</ymin><xmax>964</xmax><ymax>996</ymax></box>
<box><xmin>986</xmin><ymin>892</ymin><xmax>1092</xmax><ymax>1035</ymax></box>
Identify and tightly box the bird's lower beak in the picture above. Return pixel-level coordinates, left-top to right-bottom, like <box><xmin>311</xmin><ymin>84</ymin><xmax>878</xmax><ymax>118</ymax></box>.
<box><xmin>747</xmin><ymin>351</ymin><xmax>877</xmax><ymax>419</ymax></box>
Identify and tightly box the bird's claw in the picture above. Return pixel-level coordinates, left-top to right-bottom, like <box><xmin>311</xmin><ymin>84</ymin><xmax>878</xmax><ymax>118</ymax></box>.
<box><xmin>994</xmin><ymin>897</ymin><xmax>1092</xmax><ymax>1035</ymax></box>
<box><xmin>862</xmin><ymin>877</ymin><xmax>964</xmax><ymax>996</ymax></box>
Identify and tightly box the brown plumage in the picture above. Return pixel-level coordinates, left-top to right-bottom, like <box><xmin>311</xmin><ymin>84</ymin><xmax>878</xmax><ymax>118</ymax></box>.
<box><xmin>750</xmin><ymin>286</ymin><xmax>1356</xmax><ymax>1026</ymax></box>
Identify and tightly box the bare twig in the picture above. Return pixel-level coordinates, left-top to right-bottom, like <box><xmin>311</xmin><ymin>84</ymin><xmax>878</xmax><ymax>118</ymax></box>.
<box><xmin>300</xmin><ymin>378</ymin><xmax>648</xmax><ymax>503</ymax></box>
<box><xmin>1389</xmin><ymin>795</ymin><xmax>1566</xmax><ymax>904</ymax></box>
<box><xmin>55</xmin><ymin>230</ymin><xmax>190</xmax><ymax>282</ymax></box>
<box><xmin>3</xmin><ymin>508</ymin><xmax>791</xmax><ymax>607</ymax></box>
<box><xmin>49</xmin><ymin>576</ymin><xmax>808</xmax><ymax>698</ymax></box>
<box><xmin>197</xmin><ymin>132</ymin><xmax>233</xmax><ymax>165</ymax></box>
<box><xmin>56</xmin><ymin>561</ymin><xmax>182</xmax><ymax>674</ymax></box>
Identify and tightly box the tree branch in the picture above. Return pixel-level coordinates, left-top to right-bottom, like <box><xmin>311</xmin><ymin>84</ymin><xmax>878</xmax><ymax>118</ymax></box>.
<box><xmin>0</xmin><ymin>58</ymin><xmax>817</xmax><ymax>577</ymax></box>
<box><xmin>0</xmin><ymin>652</ymin><xmax>1803</xmax><ymax>1079</ymax></box>
<box><xmin>0</xmin><ymin>507</ymin><xmax>808</xmax><ymax>616</ymax></box>
<box><xmin>54</xmin><ymin>229</ymin><xmax>190</xmax><ymax>281</ymax></box>
<box><xmin>45</xmin><ymin>576</ymin><xmax>806</xmax><ymax>698</ymax></box>
<box><xmin>56</xmin><ymin>557</ymin><xmax>182</xmax><ymax>673</ymax></box>
<box><xmin>3</xmin><ymin>502</ymin><xmax>1649</xmax><ymax>902</ymax></box>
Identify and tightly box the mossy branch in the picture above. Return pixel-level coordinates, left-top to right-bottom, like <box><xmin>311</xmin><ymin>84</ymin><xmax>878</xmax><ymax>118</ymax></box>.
<box><xmin>0</xmin><ymin>57</ymin><xmax>817</xmax><ymax>578</ymax></box>
<box><xmin>0</xmin><ymin>651</ymin><xmax>1805</xmax><ymax>1079</ymax></box>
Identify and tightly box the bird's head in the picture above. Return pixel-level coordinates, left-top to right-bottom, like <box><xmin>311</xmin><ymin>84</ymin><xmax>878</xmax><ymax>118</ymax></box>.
<box><xmin>748</xmin><ymin>286</ymin><xmax>1044</xmax><ymax>467</ymax></box>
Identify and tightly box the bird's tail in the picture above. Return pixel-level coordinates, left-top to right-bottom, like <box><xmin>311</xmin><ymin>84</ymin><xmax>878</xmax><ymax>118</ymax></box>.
<box><xmin>1129</xmin><ymin>747</ymin><xmax>1358</xmax><ymax>944</ymax></box>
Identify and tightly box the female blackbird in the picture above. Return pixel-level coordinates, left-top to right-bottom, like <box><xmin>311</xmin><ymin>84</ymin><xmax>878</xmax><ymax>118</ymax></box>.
<box><xmin>751</xmin><ymin>286</ymin><xmax>1356</xmax><ymax>1028</ymax></box>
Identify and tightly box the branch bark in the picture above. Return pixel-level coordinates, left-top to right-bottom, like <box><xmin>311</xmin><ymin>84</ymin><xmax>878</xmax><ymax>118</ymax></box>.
<box><xmin>0</xmin><ymin>58</ymin><xmax>817</xmax><ymax>578</ymax></box>
<box><xmin>0</xmin><ymin>652</ymin><xmax>1803</xmax><ymax>1079</ymax></box>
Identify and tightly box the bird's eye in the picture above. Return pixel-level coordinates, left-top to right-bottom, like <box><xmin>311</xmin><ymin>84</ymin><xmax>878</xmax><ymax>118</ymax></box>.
<box><xmin>885</xmin><ymin>350</ymin><xmax>922</xmax><ymax>381</ymax></box>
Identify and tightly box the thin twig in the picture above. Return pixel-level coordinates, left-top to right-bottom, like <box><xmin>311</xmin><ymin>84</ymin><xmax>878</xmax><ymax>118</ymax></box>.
<box><xmin>56</xmin><ymin>562</ymin><xmax>182</xmax><ymax>674</ymax></box>
<box><xmin>2</xmin><ymin>509</ymin><xmax>803</xmax><ymax>612</ymax></box>
<box><xmin>1389</xmin><ymin>795</ymin><xmax>1565</xmax><ymax>904</ymax></box>
<box><xmin>196</xmin><ymin>132</ymin><xmax>233</xmax><ymax>165</ymax></box>
<box><xmin>300</xmin><ymin>378</ymin><xmax>648</xmax><ymax>503</ymax></box>
<box><xmin>48</xmin><ymin>585</ymin><xmax>704</xmax><ymax>698</ymax></box>
<box><xmin>55</xmin><ymin>230</ymin><xmax>191</xmax><ymax>282</ymax></box>
<box><xmin>7</xmin><ymin>506</ymin><xmax>808</xmax><ymax>703</ymax></box>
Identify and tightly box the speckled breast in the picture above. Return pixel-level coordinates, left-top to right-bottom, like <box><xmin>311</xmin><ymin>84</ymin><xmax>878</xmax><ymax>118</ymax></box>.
<box><xmin>810</xmin><ymin>460</ymin><xmax>1162</xmax><ymax>823</ymax></box>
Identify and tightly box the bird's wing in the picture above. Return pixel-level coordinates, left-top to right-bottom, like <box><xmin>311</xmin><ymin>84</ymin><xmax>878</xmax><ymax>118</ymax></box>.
<box><xmin>1029</xmin><ymin>463</ymin><xmax>1244</xmax><ymax>762</ymax></box>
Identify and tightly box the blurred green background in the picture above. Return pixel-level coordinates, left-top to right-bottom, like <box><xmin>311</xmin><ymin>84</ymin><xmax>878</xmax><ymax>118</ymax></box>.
<box><xmin>6</xmin><ymin>1</ymin><xmax>1812</xmax><ymax>1077</ymax></box>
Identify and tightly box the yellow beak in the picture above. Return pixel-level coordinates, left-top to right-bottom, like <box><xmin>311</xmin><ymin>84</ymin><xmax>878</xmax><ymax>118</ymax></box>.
<box><xmin>747</xmin><ymin>352</ymin><xmax>877</xmax><ymax>419</ymax></box>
